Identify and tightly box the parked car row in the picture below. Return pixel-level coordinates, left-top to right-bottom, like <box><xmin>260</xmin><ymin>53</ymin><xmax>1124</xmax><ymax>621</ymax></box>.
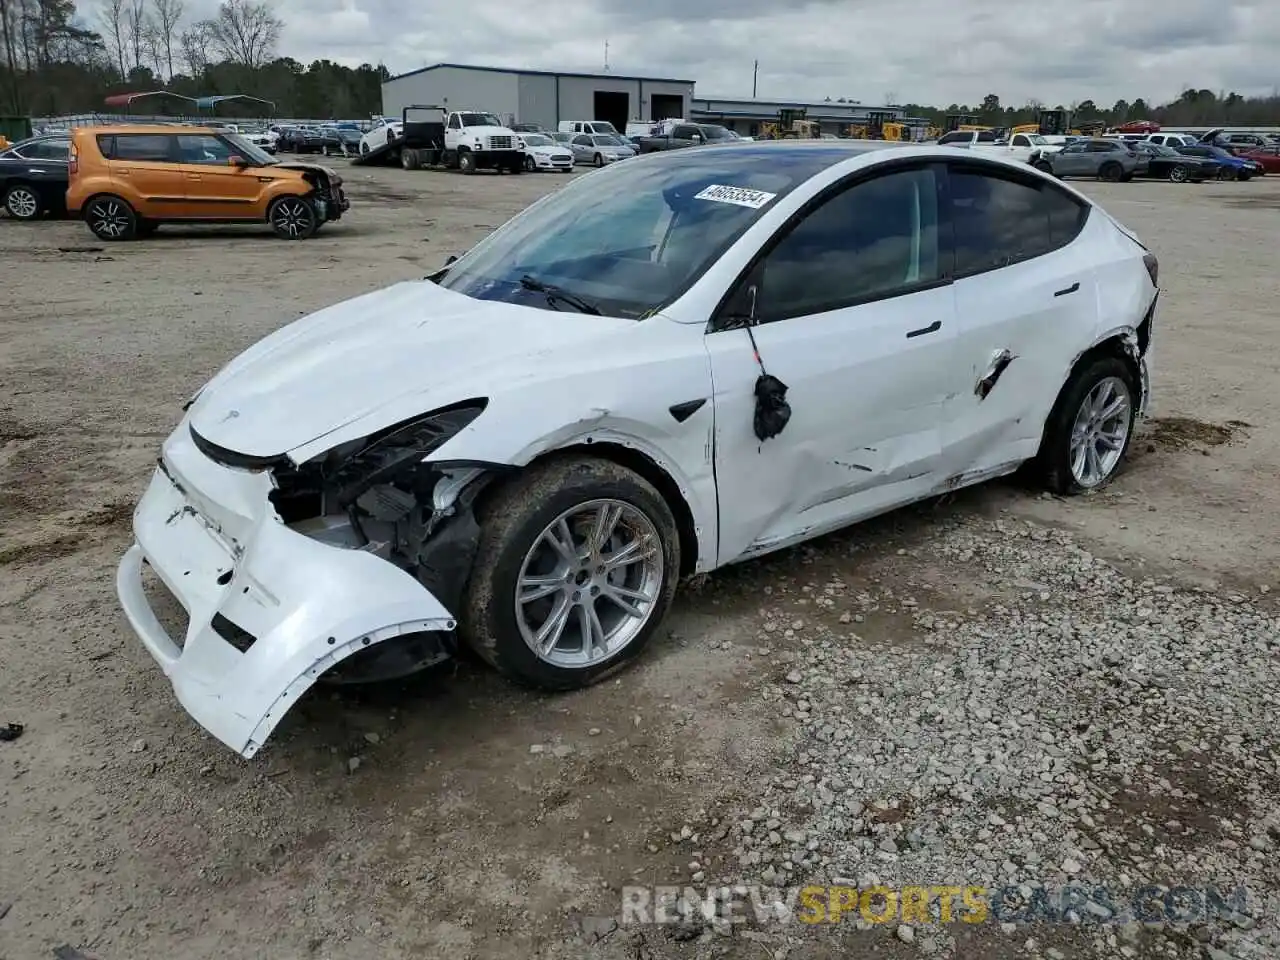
<box><xmin>1</xmin><ymin>125</ymin><xmax>349</xmax><ymax>240</ymax></box>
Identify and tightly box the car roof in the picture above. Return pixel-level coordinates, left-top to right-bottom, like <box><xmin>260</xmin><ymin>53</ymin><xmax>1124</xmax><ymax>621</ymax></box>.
<box><xmin>78</xmin><ymin>124</ymin><xmax>223</xmax><ymax>136</ymax></box>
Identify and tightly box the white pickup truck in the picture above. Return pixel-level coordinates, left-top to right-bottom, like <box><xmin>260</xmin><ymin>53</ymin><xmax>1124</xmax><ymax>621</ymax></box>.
<box><xmin>935</xmin><ymin>129</ymin><xmax>1061</xmax><ymax>168</ymax></box>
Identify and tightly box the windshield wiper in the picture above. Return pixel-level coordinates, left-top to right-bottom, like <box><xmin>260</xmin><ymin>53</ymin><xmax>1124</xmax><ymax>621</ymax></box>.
<box><xmin>519</xmin><ymin>275</ymin><xmax>601</xmax><ymax>315</ymax></box>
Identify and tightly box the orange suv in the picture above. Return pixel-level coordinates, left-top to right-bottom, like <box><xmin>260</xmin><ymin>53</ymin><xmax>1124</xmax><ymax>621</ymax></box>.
<box><xmin>67</xmin><ymin>125</ymin><xmax>350</xmax><ymax>241</ymax></box>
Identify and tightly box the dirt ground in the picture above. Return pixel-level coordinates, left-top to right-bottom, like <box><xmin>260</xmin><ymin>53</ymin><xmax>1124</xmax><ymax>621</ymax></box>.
<box><xmin>0</xmin><ymin>160</ymin><xmax>1277</xmax><ymax>960</ymax></box>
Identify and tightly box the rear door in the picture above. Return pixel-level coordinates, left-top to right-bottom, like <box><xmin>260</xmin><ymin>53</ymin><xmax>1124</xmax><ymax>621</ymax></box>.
<box><xmin>102</xmin><ymin>133</ymin><xmax>185</xmax><ymax>217</ymax></box>
<box><xmin>175</xmin><ymin>133</ymin><xmax>262</xmax><ymax>219</ymax></box>
<box><xmin>940</xmin><ymin>161</ymin><xmax>1099</xmax><ymax>477</ymax></box>
<box><xmin>1052</xmin><ymin>141</ymin><xmax>1090</xmax><ymax>176</ymax></box>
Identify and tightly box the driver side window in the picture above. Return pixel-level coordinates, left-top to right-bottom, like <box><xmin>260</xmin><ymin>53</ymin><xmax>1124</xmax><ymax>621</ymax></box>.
<box><xmin>752</xmin><ymin>166</ymin><xmax>942</xmax><ymax>324</ymax></box>
<box><xmin>447</xmin><ymin>115</ymin><xmax>461</xmax><ymax>129</ymax></box>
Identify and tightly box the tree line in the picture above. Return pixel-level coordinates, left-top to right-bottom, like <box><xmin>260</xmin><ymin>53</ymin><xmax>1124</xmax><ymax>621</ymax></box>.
<box><xmin>4</xmin><ymin>0</ymin><xmax>1280</xmax><ymax>127</ymax></box>
<box><xmin>0</xmin><ymin>0</ymin><xmax>387</xmax><ymax>118</ymax></box>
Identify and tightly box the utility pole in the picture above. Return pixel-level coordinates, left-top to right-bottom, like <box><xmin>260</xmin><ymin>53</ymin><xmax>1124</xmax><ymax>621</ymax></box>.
<box><xmin>752</xmin><ymin>60</ymin><xmax>758</xmax><ymax>97</ymax></box>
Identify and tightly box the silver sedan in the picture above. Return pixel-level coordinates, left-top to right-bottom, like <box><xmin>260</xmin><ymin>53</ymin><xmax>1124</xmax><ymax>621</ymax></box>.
<box><xmin>568</xmin><ymin>134</ymin><xmax>636</xmax><ymax>167</ymax></box>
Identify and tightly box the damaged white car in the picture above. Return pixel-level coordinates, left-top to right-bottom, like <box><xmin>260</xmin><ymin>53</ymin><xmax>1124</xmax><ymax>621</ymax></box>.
<box><xmin>117</xmin><ymin>142</ymin><xmax>1157</xmax><ymax>758</ymax></box>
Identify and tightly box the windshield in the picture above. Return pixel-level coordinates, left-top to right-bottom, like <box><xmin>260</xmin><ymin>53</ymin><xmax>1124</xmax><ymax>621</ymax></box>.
<box><xmin>590</xmin><ymin>123</ymin><xmax>619</xmax><ymax>134</ymax></box>
<box><xmin>1024</xmin><ymin>134</ymin><xmax>1047</xmax><ymax>145</ymax></box>
<box><xmin>592</xmin><ymin>135</ymin><xmax>622</xmax><ymax>146</ymax></box>
<box><xmin>225</xmin><ymin>134</ymin><xmax>277</xmax><ymax>166</ymax></box>
<box><xmin>459</xmin><ymin>112</ymin><xmax>502</xmax><ymax>128</ymax></box>
<box><xmin>436</xmin><ymin>146</ymin><xmax>843</xmax><ymax>318</ymax></box>
<box><xmin>523</xmin><ymin>134</ymin><xmax>554</xmax><ymax>146</ymax></box>
<box><xmin>700</xmin><ymin>126</ymin><xmax>734</xmax><ymax>140</ymax></box>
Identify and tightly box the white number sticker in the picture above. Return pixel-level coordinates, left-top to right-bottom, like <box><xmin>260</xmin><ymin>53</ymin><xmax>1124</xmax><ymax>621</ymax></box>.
<box><xmin>693</xmin><ymin>184</ymin><xmax>778</xmax><ymax>209</ymax></box>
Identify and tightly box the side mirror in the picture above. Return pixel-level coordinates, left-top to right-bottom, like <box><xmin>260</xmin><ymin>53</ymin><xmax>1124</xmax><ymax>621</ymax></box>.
<box><xmin>229</xmin><ymin>155</ymin><xmax>248</xmax><ymax>167</ymax></box>
<box><xmin>691</xmin><ymin>134</ymin><xmax>703</xmax><ymax>143</ymax></box>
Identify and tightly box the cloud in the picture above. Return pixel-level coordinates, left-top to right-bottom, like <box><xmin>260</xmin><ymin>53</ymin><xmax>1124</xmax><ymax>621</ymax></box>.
<box><xmin>187</xmin><ymin>0</ymin><xmax>1276</xmax><ymax>106</ymax></box>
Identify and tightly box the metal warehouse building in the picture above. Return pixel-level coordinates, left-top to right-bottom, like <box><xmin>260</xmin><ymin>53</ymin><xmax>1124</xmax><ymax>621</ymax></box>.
<box><xmin>381</xmin><ymin>63</ymin><xmax>695</xmax><ymax>133</ymax></box>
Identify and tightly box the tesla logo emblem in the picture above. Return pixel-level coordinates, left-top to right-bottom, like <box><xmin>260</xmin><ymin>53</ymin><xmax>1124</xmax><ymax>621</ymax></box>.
<box><xmin>220</xmin><ymin>410</ymin><xmax>240</xmax><ymax>422</ymax></box>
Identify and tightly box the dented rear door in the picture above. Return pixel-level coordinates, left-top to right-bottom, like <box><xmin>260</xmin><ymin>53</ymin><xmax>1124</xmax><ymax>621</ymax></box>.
<box><xmin>940</xmin><ymin>162</ymin><xmax>1102</xmax><ymax>476</ymax></box>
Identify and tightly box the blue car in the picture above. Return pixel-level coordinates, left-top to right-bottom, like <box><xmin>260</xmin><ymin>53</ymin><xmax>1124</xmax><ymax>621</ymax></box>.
<box><xmin>1175</xmin><ymin>144</ymin><xmax>1262</xmax><ymax>180</ymax></box>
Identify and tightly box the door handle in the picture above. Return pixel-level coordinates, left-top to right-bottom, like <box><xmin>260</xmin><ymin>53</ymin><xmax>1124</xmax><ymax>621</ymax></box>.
<box><xmin>27</xmin><ymin>168</ymin><xmax>44</xmax><ymax>174</ymax></box>
<box><xmin>1054</xmin><ymin>282</ymin><xmax>1080</xmax><ymax>297</ymax></box>
<box><xmin>186</xmin><ymin>174</ymin><xmax>202</xmax><ymax>180</ymax></box>
<box><xmin>906</xmin><ymin>320</ymin><xmax>942</xmax><ymax>338</ymax></box>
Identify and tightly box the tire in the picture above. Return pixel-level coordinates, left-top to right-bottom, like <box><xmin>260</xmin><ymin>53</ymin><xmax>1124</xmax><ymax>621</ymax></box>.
<box><xmin>3</xmin><ymin>183</ymin><xmax>41</xmax><ymax>220</ymax></box>
<box><xmin>268</xmin><ymin>195</ymin><xmax>319</xmax><ymax>240</ymax></box>
<box><xmin>594</xmin><ymin>153</ymin><xmax>604</xmax><ymax>167</ymax></box>
<box><xmin>84</xmin><ymin>194</ymin><xmax>137</xmax><ymax>241</ymax></box>
<box><xmin>360</xmin><ymin>141</ymin><xmax>370</xmax><ymax>156</ymax></box>
<box><xmin>458</xmin><ymin>150</ymin><xmax>476</xmax><ymax>174</ymax></box>
<box><xmin>1033</xmin><ymin>160</ymin><xmax>1052</xmax><ymax>173</ymax></box>
<box><xmin>461</xmin><ymin>455</ymin><xmax>681</xmax><ymax>691</ymax></box>
<box><xmin>401</xmin><ymin>148</ymin><xmax>418</xmax><ymax>170</ymax></box>
<box><xmin>1037</xmin><ymin>356</ymin><xmax>1137</xmax><ymax>495</ymax></box>
<box><xmin>1169</xmin><ymin>165</ymin><xmax>1189</xmax><ymax>183</ymax></box>
<box><xmin>523</xmin><ymin>154</ymin><xmax>536</xmax><ymax>172</ymax></box>
<box><xmin>1099</xmin><ymin>162</ymin><xmax>1123</xmax><ymax>182</ymax></box>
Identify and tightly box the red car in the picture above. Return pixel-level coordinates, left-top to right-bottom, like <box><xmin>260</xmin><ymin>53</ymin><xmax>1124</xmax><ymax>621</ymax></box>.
<box><xmin>1241</xmin><ymin>144</ymin><xmax>1280</xmax><ymax>174</ymax></box>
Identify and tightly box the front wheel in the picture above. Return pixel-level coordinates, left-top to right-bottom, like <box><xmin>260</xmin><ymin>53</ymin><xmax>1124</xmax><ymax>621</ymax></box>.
<box><xmin>524</xmin><ymin>154</ymin><xmax>536</xmax><ymax>172</ymax></box>
<box><xmin>458</xmin><ymin>150</ymin><xmax>476</xmax><ymax>174</ymax></box>
<box><xmin>594</xmin><ymin>153</ymin><xmax>604</xmax><ymax>167</ymax></box>
<box><xmin>268</xmin><ymin>195</ymin><xmax>318</xmax><ymax>240</ymax></box>
<box><xmin>360</xmin><ymin>141</ymin><xmax>370</xmax><ymax>156</ymax></box>
<box><xmin>1037</xmin><ymin>356</ymin><xmax>1137</xmax><ymax>495</ymax></box>
<box><xmin>85</xmin><ymin>195</ymin><xmax>137</xmax><ymax>240</ymax></box>
<box><xmin>3</xmin><ymin>183</ymin><xmax>41</xmax><ymax>220</ymax></box>
<box><xmin>461</xmin><ymin>456</ymin><xmax>680</xmax><ymax>691</ymax></box>
<box><xmin>1169</xmin><ymin>164</ymin><xmax>1190</xmax><ymax>183</ymax></box>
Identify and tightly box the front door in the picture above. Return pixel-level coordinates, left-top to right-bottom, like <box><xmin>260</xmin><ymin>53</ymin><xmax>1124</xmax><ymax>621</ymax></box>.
<box><xmin>104</xmin><ymin>132</ymin><xmax>186</xmax><ymax>218</ymax></box>
<box><xmin>175</xmin><ymin>133</ymin><xmax>262</xmax><ymax>219</ymax></box>
<box><xmin>706</xmin><ymin>162</ymin><xmax>965</xmax><ymax>565</ymax></box>
<box><xmin>1052</xmin><ymin>142</ymin><xmax>1091</xmax><ymax>176</ymax></box>
<box><xmin>940</xmin><ymin>162</ymin><xmax>1102</xmax><ymax>475</ymax></box>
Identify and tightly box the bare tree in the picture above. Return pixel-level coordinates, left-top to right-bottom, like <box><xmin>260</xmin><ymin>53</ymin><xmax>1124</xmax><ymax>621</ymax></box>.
<box><xmin>149</xmin><ymin>0</ymin><xmax>179</xmax><ymax>78</ymax></box>
<box><xmin>177</xmin><ymin>17</ymin><xmax>206</xmax><ymax>75</ymax></box>
<box><xmin>123</xmin><ymin>0</ymin><xmax>146</xmax><ymax>72</ymax></box>
<box><xmin>202</xmin><ymin>0</ymin><xmax>279</xmax><ymax>68</ymax></box>
<box><xmin>97</xmin><ymin>0</ymin><xmax>126</xmax><ymax>78</ymax></box>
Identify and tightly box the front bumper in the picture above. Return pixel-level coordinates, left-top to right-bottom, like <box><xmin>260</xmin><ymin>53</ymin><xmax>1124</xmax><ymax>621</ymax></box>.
<box><xmin>531</xmin><ymin>153</ymin><xmax>573</xmax><ymax>171</ymax></box>
<box><xmin>116</xmin><ymin>426</ymin><xmax>454</xmax><ymax>758</ymax></box>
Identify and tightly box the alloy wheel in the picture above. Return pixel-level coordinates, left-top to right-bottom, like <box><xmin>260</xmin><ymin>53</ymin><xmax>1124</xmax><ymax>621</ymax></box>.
<box><xmin>272</xmin><ymin>199</ymin><xmax>312</xmax><ymax>238</ymax></box>
<box><xmin>6</xmin><ymin>186</ymin><xmax>38</xmax><ymax>219</ymax></box>
<box><xmin>1069</xmin><ymin>376</ymin><xmax>1132</xmax><ymax>488</ymax></box>
<box><xmin>514</xmin><ymin>499</ymin><xmax>664</xmax><ymax>669</ymax></box>
<box><xmin>90</xmin><ymin>199</ymin><xmax>130</xmax><ymax>238</ymax></box>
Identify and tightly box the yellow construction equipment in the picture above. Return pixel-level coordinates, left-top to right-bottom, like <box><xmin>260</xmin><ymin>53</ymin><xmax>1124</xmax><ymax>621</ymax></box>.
<box><xmin>760</xmin><ymin>109</ymin><xmax>820</xmax><ymax>139</ymax></box>
<box><xmin>957</xmin><ymin>124</ymin><xmax>993</xmax><ymax>132</ymax></box>
<box><xmin>882</xmin><ymin>121</ymin><xmax>907</xmax><ymax>141</ymax></box>
<box><xmin>1010</xmin><ymin>123</ymin><xmax>1039</xmax><ymax>135</ymax></box>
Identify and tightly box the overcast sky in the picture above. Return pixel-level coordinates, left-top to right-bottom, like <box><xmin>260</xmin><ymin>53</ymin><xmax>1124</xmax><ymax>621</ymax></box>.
<box><xmin>195</xmin><ymin>0</ymin><xmax>1278</xmax><ymax>107</ymax></box>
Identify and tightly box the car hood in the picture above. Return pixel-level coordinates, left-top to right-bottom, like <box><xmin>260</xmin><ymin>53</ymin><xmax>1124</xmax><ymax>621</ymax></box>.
<box><xmin>531</xmin><ymin>146</ymin><xmax>572</xmax><ymax>156</ymax></box>
<box><xmin>188</xmin><ymin>280</ymin><xmax>632</xmax><ymax>459</ymax></box>
<box><xmin>272</xmin><ymin>160</ymin><xmax>342</xmax><ymax>183</ymax></box>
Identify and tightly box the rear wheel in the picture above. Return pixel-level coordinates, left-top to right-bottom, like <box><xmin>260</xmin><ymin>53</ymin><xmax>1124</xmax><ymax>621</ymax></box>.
<box><xmin>85</xmin><ymin>195</ymin><xmax>137</xmax><ymax>240</ymax></box>
<box><xmin>268</xmin><ymin>195</ymin><xmax>318</xmax><ymax>240</ymax></box>
<box><xmin>1099</xmin><ymin>162</ymin><xmax>1123</xmax><ymax>182</ymax></box>
<box><xmin>1169</xmin><ymin>164</ymin><xmax>1190</xmax><ymax>183</ymax></box>
<box><xmin>461</xmin><ymin>456</ymin><xmax>680</xmax><ymax>691</ymax></box>
<box><xmin>3</xmin><ymin>183</ymin><xmax>40</xmax><ymax>220</ymax></box>
<box><xmin>401</xmin><ymin>148</ymin><xmax>419</xmax><ymax>169</ymax></box>
<box><xmin>1037</xmin><ymin>356</ymin><xmax>1137</xmax><ymax>495</ymax></box>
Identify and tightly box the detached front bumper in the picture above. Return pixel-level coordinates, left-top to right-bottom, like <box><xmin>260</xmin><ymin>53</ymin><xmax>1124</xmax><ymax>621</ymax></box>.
<box><xmin>116</xmin><ymin>434</ymin><xmax>455</xmax><ymax>758</ymax></box>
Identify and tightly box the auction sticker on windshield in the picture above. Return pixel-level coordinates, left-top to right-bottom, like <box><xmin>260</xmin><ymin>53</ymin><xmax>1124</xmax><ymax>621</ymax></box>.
<box><xmin>694</xmin><ymin>184</ymin><xmax>778</xmax><ymax>208</ymax></box>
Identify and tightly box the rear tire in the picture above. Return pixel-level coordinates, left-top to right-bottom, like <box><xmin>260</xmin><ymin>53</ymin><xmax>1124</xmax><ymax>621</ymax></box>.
<box><xmin>1169</xmin><ymin>164</ymin><xmax>1189</xmax><ymax>183</ymax></box>
<box><xmin>1099</xmin><ymin>162</ymin><xmax>1123</xmax><ymax>182</ymax></box>
<box><xmin>1037</xmin><ymin>356</ymin><xmax>1137</xmax><ymax>495</ymax></box>
<box><xmin>401</xmin><ymin>148</ymin><xmax>419</xmax><ymax>169</ymax></box>
<box><xmin>268</xmin><ymin>195</ymin><xmax>318</xmax><ymax>240</ymax></box>
<box><xmin>461</xmin><ymin>456</ymin><xmax>680</xmax><ymax>691</ymax></box>
<box><xmin>3</xmin><ymin>183</ymin><xmax>41</xmax><ymax>220</ymax></box>
<box><xmin>85</xmin><ymin>195</ymin><xmax>137</xmax><ymax>241</ymax></box>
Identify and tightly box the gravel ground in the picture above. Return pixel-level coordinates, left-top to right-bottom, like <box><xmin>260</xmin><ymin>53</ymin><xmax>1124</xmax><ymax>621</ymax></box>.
<box><xmin>1</xmin><ymin>161</ymin><xmax>1278</xmax><ymax>960</ymax></box>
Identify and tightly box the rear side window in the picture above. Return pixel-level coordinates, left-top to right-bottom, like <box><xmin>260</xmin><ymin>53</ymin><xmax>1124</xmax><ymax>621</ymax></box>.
<box><xmin>948</xmin><ymin>167</ymin><xmax>1088</xmax><ymax>277</ymax></box>
<box><xmin>976</xmin><ymin>130</ymin><xmax>997</xmax><ymax>143</ymax></box>
<box><xmin>98</xmin><ymin>134</ymin><xmax>172</xmax><ymax>161</ymax></box>
<box><xmin>938</xmin><ymin>132</ymin><xmax>970</xmax><ymax>144</ymax></box>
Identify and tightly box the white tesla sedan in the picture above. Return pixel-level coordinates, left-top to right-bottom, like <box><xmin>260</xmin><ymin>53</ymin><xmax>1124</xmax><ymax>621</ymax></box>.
<box><xmin>117</xmin><ymin>142</ymin><xmax>1157</xmax><ymax>758</ymax></box>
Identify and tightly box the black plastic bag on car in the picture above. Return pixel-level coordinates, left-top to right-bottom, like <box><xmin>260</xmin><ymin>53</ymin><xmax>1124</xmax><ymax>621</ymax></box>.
<box><xmin>753</xmin><ymin>374</ymin><xmax>791</xmax><ymax>441</ymax></box>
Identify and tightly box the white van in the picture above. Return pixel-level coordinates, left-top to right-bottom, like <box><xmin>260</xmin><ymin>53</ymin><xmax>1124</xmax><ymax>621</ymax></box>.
<box><xmin>558</xmin><ymin>120</ymin><xmax>621</xmax><ymax>136</ymax></box>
